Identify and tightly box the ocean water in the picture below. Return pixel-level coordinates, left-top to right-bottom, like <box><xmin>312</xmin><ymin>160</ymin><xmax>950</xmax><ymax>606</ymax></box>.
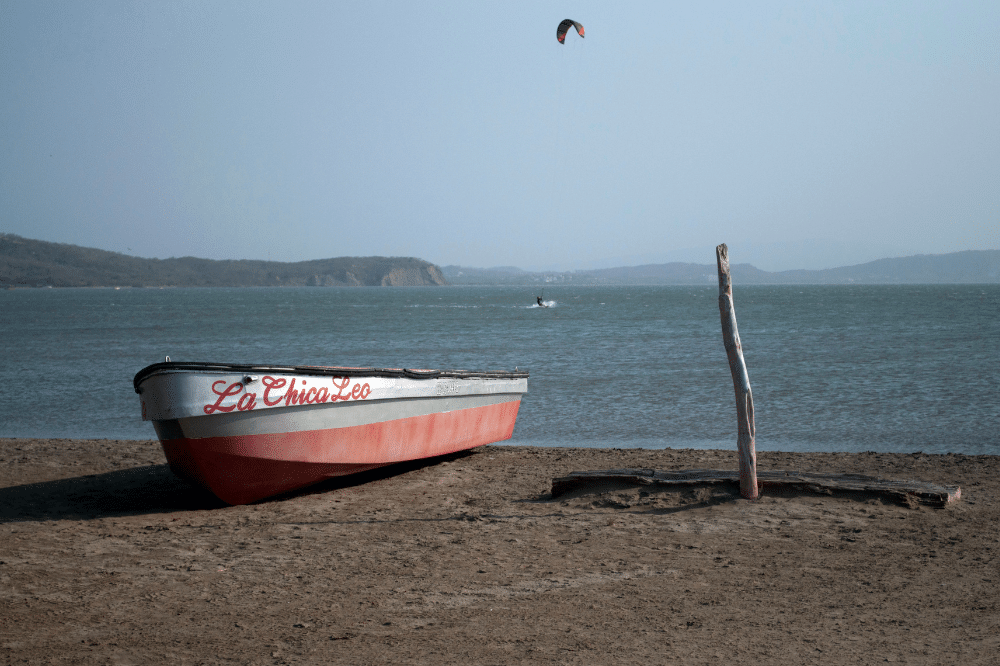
<box><xmin>1</xmin><ymin>285</ymin><xmax>997</xmax><ymax>455</ymax></box>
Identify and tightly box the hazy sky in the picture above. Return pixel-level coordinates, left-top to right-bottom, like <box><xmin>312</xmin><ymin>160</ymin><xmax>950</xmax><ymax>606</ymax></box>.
<box><xmin>2</xmin><ymin>1</ymin><xmax>997</xmax><ymax>271</ymax></box>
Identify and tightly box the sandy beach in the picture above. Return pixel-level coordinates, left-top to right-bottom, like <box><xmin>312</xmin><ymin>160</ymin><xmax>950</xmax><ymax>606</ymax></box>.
<box><xmin>1</xmin><ymin>438</ymin><xmax>997</xmax><ymax>665</ymax></box>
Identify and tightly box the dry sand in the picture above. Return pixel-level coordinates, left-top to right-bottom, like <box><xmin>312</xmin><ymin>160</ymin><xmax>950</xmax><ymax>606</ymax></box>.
<box><xmin>1</xmin><ymin>438</ymin><xmax>998</xmax><ymax>665</ymax></box>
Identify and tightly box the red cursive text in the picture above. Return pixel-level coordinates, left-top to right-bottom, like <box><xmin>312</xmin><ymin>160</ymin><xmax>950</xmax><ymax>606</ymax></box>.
<box><xmin>330</xmin><ymin>376</ymin><xmax>372</xmax><ymax>402</ymax></box>
<box><xmin>204</xmin><ymin>381</ymin><xmax>244</xmax><ymax>414</ymax></box>
<box><xmin>204</xmin><ymin>375</ymin><xmax>372</xmax><ymax>415</ymax></box>
<box><xmin>261</xmin><ymin>376</ymin><xmax>286</xmax><ymax>406</ymax></box>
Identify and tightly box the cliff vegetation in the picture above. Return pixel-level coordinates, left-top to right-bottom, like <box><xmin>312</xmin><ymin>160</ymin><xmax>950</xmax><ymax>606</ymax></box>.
<box><xmin>0</xmin><ymin>234</ymin><xmax>447</xmax><ymax>288</ymax></box>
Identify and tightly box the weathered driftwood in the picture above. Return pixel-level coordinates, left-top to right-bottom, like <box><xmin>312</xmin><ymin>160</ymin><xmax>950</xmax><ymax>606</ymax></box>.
<box><xmin>717</xmin><ymin>244</ymin><xmax>758</xmax><ymax>499</ymax></box>
<box><xmin>550</xmin><ymin>469</ymin><xmax>961</xmax><ymax>508</ymax></box>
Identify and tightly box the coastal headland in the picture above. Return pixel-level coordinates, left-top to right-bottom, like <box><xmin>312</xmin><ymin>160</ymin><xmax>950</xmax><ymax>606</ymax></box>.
<box><xmin>0</xmin><ymin>234</ymin><xmax>446</xmax><ymax>288</ymax></box>
<box><xmin>2</xmin><ymin>439</ymin><xmax>997</xmax><ymax>664</ymax></box>
<box><xmin>5</xmin><ymin>233</ymin><xmax>999</xmax><ymax>288</ymax></box>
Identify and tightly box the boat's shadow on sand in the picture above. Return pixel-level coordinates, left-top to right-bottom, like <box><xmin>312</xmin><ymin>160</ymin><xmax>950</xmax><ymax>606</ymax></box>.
<box><xmin>0</xmin><ymin>452</ymin><xmax>476</xmax><ymax>523</ymax></box>
<box><xmin>0</xmin><ymin>465</ymin><xmax>225</xmax><ymax>522</ymax></box>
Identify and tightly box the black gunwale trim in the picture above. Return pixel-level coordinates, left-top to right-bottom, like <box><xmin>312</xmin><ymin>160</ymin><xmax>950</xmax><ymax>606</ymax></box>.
<box><xmin>134</xmin><ymin>361</ymin><xmax>528</xmax><ymax>394</ymax></box>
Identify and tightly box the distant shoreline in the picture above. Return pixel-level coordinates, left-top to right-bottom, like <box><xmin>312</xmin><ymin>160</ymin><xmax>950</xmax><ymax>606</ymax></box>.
<box><xmin>444</xmin><ymin>249</ymin><xmax>1000</xmax><ymax>286</ymax></box>
<box><xmin>1</xmin><ymin>233</ymin><xmax>447</xmax><ymax>288</ymax></box>
<box><xmin>4</xmin><ymin>233</ymin><xmax>999</xmax><ymax>287</ymax></box>
<box><xmin>7</xmin><ymin>282</ymin><xmax>1000</xmax><ymax>291</ymax></box>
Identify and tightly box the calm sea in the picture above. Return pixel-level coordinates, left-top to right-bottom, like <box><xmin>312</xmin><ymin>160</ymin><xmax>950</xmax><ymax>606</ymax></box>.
<box><xmin>1</xmin><ymin>285</ymin><xmax>997</xmax><ymax>455</ymax></box>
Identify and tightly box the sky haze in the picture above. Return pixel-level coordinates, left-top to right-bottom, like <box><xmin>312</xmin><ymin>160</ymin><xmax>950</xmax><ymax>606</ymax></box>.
<box><xmin>2</xmin><ymin>1</ymin><xmax>997</xmax><ymax>271</ymax></box>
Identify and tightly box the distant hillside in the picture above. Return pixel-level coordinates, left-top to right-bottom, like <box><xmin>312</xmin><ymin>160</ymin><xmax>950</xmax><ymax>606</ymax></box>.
<box><xmin>0</xmin><ymin>234</ymin><xmax>447</xmax><ymax>288</ymax></box>
<box><xmin>444</xmin><ymin>250</ymin><xmax>1000</xmax><ymax>286</ymax></box>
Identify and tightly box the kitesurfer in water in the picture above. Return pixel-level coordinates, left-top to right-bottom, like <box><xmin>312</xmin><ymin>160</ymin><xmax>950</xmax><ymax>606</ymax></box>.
<box><xmin>537</xmin><ymin>296</ymin><xmax>544</xmax><ymax>306</ymax></box>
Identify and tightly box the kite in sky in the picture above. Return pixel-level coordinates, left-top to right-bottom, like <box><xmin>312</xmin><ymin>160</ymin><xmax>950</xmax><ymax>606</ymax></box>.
<box><xmin>556</xmin><ymin>19</ymin><xmax>584</xmax><ymax>44</ymax></box>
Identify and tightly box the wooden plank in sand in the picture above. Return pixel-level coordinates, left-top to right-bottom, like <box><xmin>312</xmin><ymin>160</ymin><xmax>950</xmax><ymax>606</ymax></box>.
<box><xmin>551</xmin><ymin>469</ymin><xmax>962</xmax><ymax>508</ymax></box>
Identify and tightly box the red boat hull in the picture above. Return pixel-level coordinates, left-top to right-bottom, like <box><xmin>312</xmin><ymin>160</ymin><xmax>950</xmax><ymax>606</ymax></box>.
<box><xmin>160</xmin><ymin>398</ymin><xmax>522</xmax><ymax>505</ymax></box>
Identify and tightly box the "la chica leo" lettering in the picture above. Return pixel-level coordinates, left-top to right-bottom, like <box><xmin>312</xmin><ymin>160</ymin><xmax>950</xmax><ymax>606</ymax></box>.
<box><xmin>203</xmin><ymin>376</ymin><xmax>371</xmax><ymax>415</ymax></box>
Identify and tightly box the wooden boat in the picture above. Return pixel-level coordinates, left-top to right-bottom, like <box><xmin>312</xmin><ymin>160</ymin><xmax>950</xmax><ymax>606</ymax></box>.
<box><xmin>134</xmin><ymin>361</ymin><xmax>528</xmax><ymax>504</ymax></box>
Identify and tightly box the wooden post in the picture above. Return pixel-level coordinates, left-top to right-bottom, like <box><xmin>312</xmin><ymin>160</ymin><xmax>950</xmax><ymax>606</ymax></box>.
<box><xmin>716</xmin><ymin>244</ymin><xmax>759</xmax><ymax>499</ymax></box>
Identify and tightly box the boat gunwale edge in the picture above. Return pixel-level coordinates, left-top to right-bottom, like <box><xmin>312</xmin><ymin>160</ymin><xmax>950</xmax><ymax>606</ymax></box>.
<box><xmin>134</xmin><ymin>362</ymin><xmax>529</xmax><ymax>394</ymax></box>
